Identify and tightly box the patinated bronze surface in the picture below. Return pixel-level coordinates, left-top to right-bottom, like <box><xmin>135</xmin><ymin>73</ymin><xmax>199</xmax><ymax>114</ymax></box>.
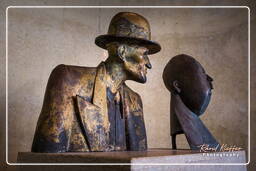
<box><xmin>162</xmin><ymin>54</ymin><xmax>219</xmax><ymax>150</ymax></box>
<box><xmin>32</xmin><ymin>12</ymin><xmax>161</xmax><ymax>153</ymax></box>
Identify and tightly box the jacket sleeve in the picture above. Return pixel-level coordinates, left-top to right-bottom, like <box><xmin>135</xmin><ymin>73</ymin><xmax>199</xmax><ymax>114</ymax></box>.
<box><xmin>32</xmin><ymin>64</ymin><xmax>74</xmax><ymax>152</ymax></box>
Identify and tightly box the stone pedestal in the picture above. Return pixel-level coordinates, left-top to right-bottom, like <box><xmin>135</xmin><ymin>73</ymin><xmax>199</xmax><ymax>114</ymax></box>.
<box><xmin>17</xmin><ymin>148</ymin><xmax>247</xmax><ymax>171</ymax></box>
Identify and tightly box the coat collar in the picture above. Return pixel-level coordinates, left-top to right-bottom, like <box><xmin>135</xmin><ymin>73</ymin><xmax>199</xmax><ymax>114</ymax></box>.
<box><xmin>92</xmin><ymin>62</ymin><xmax>110</xmax><ymax>132</ymax></box>
<box><xmin>92</xmin><ymin>62</ymin><xmax>128</xmax><ymax>133</ymax></box>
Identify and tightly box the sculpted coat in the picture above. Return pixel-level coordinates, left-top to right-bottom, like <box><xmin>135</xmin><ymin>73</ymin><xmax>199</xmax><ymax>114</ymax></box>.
<box><xmin>32</xmin><ymin>62</ymin><xmax>147</xmax><ymax>152</ymax></box>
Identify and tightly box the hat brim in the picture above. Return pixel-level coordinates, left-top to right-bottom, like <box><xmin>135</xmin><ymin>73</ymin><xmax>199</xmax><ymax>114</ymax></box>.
<box><xmin>95</xmin><ymin>35</ymin><xmax>161</xmax><ymax>55</ymax></box>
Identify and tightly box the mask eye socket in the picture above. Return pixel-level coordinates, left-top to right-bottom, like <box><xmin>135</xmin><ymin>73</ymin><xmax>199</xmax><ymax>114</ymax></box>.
<box><xmin>206</xmin><ymin>74</ymin><xmax>213</xmax><ymax>82</ymax></box>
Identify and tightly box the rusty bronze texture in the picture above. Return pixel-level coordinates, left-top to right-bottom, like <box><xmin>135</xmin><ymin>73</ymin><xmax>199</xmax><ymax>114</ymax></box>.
<box><xmin>32</xmin><ymin>12</ymin><xmax>161</xmax><ymax>153</ymax></box>
<box><xmin>95</xmin><ymin>12</ymin><xmax>161</xmax><ymax>55</ymax></box>
<box><xmin>162</xmin><ymin>54</ymin><xmax>220</xmax><ymax>150</ymax></box>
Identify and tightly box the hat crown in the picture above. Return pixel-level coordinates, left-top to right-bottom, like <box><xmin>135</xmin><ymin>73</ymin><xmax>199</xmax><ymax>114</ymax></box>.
<box><xmin>95</xmin><ymin>12</ymin><xmax>161</xmax><ymax>54</ymax></box>
<box><xmin>107</xmin><ymin>12</ymin><xmax>151</xmax><ymax>40</ymax></box>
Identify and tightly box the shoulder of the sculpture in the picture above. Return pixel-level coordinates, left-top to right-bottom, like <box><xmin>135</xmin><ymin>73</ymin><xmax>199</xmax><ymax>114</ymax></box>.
<box><xmin>46</xmin><ymin>64</ymin><xmax>97</xmax><ymax>90</ymax></box>
<box><xmin>51</xmin><ymin>64</ymin><xmax>66</xmax><ymax>74</ymax></box>
<box><xmin>52</xmin><ymin>64</ymin><xmax>97</xmax><ymax>73</ymax></box>
<box><xmin>47</xmin><ymin>64</ymin><xmax>69</xmax><ymax>82</ymax></box>
<box><xmin>50</xmin><ymin>64</ymin><xmax>97</xmax><ymax>79</ymax></box>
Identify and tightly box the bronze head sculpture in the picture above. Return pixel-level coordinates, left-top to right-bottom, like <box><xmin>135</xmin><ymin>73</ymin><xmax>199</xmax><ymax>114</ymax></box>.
<box><xmin>31</xmin><ymin>12</ymin><xmax>161</xmax><ymax>153</ymax></box>
<box><xmin>163</xmin><ymin>54</ymin><xmax>219</xmax><ymax>150</ymax></box>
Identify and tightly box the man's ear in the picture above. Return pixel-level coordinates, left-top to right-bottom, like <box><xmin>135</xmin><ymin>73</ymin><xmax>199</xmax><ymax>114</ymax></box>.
<box><xmin>173</xmin><ymin>80</ymin><xmax>181</xmax><ymax>94</ymax></box>
<box><xmin>117</xmin><ymin>44</ymin><xmax>126</xmax><ymax>62</ymax></box>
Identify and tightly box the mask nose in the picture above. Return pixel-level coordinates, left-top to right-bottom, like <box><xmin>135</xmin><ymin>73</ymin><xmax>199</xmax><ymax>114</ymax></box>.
<box><xmin>207</xmin><ymin>74</ymin><xmax>213</xmax><ymax>89</ymax></box>
<box><xmin>207</xmin><ymin>74</ymin><xmax>213</xmax><ymax>82</ymax></box>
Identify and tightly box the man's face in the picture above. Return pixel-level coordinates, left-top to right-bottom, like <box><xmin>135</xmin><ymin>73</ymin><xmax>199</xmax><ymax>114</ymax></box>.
<box><xmin>122</xmin><ymin>44</ymin><xmax>152</xmax><ymax>83</ymax></box>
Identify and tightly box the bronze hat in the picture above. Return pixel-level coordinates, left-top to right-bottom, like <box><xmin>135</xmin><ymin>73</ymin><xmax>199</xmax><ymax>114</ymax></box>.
<box><xmin>95</xmin><ymin>12</ymin><xmax>161</xmax><ymax>55</ymax></box>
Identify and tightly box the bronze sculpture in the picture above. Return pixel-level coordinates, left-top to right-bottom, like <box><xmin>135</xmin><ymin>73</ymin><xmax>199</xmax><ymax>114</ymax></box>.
<box><xmin>162</xmin><ymin>54</ymin><xmax>220</xmax><ymax>150</ymax></box>
<box><xmin>32</xmin><ymin>12</ymin><xmax>161</xmax><ymax>153</ymax></box>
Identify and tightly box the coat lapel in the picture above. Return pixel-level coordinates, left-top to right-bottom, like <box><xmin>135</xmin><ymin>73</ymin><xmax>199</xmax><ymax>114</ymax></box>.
<box><xmin>76</xmin><ymin>62</ymin><xmax>110</xmax><ymax>151</ymax></box>
<box><xmin>92</xmin><ymin>62</ymin><xmax>110</xmax><ymax>133</ymax></box>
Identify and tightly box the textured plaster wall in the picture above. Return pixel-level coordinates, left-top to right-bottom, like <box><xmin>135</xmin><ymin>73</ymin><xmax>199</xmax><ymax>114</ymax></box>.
<box><xmin>0</xmin><ymin>2</ymin><xmax>254</xmax><ymax>170</ymax></box>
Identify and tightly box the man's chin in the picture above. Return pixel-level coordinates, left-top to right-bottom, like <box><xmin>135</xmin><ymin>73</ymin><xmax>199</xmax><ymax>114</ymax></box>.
<box><xmin>133</xmin><ymin>76</ymin><xmax>147</xmax><ymax>84</ymax></box>
<box><xmin>138</xmin><ymin>76</ymin><xmax>147</xmax><ymax>83</ymax></box>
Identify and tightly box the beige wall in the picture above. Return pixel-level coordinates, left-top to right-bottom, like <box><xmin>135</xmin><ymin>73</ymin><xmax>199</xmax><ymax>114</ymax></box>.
<box><xmin>0</xmin><ymin>1</ymin><xmax>255</xmax><ymax>170</ymax></box>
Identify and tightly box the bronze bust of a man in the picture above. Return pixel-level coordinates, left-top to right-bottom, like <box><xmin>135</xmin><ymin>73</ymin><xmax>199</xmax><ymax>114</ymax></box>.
<box><xmin>31</xmin><ymin>12</ymin><xmax>161</xmax><ymax>153</ymax></box>
<box><xmin>163</xmin><ymin>54</ymin><xmax>219</xmax><ymax>150</ymax></box>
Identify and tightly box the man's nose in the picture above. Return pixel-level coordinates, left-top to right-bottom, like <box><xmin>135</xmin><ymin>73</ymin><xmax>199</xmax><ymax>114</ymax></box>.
<box><xmin>146</xmin><ymin>63</ymin><xmax>152</xmax><ymax>69</ymax></box>
<box><xmin>144</xmin><ymin>55</ymin><xmax>152</xmax><ymax>69</ymax></box>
